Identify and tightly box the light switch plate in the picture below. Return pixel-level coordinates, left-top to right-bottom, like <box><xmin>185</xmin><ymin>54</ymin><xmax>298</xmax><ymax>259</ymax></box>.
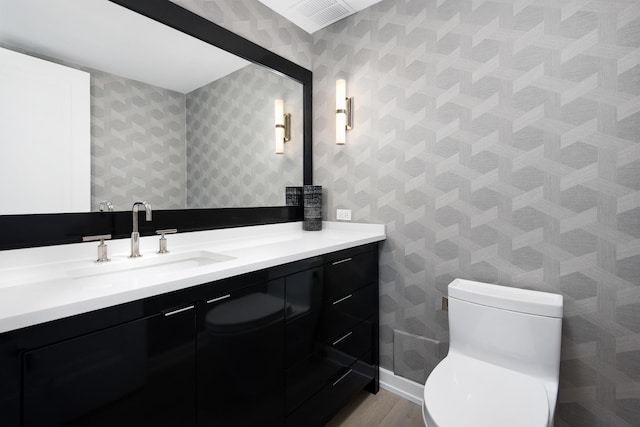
<box><xmin>336</xmin><ymin>209</ymin><xmax>352</xmax><ymax>221</ymax></box>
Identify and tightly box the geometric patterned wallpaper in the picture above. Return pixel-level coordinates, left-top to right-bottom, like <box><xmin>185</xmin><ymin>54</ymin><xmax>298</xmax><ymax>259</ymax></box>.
<box><xmin>90</xmin><ymin>69</ymin><xmax>187</xmax><ymax>211</ymax></box>
<box><xmin>170</xmin><ymin>0</ymin><xmax>312</xmax><ymax>68</ymax></box>
<box><xmin>93</xmin><ymin>60</ymin><xmax>305</xmax><ymax>210</ymax></box>
<box><xmin>186</xmin><ymin>63</ymin><xmax>303</xmax><ymax>208</ymax></box>
<box><xmin>20</xmin><ymin>54</ymin><xmax>305</xmax><ymax>211</ymax></box>
<box><xmin>310</xmin><ymin>0</ymin><xmax>640</xmax><ymax>426</ymax></box>
<box><xmin>175</xmin><ymin>0</ymin><xmax>640</xmax><ymax>424</ymax></box>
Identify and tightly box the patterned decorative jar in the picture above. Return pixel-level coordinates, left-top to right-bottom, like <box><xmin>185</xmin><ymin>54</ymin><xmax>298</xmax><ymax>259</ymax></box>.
<box><xmin>285</xmin><ymin>186</ymin><xmax>303</xmax><ymax>207</ymax></box>
<box><xmin>303</xmin><ymin>185</ymin><xmax>322</xmax><ymax>231</ymax></box>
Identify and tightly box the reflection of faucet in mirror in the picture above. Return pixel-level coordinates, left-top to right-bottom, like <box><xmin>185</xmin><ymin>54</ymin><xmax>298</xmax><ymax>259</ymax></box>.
<box><xmin>98</xmin><ymin>200</ymin><xmax>114</xmax><ymax>212</ymax></box>
<box><xmin>130</xmin><ymin>201</ymin><xmax>152</xmax><ymax>258</ymax></box>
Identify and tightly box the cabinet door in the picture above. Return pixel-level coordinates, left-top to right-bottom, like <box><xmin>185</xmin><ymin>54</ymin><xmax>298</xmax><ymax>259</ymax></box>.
<box><xmin>197</xmin><ymin>279</ymin><xmax>285</xmax><ymax>427</ymax></box>
<box><xmin>22</xmin><ymin>305</ymin><xmax>196</xmax><ymax>427</ymax></box>
<box><xmin>284</xmin><ymin>266</ymin><xmax>332</xmax><ymax>413</ymax></box>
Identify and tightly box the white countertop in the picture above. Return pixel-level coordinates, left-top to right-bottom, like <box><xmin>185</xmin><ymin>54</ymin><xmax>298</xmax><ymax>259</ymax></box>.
<box><xmin>0</xmin><ymin>221</ymin><xmax>385</xmax><ymax>333</ymax></box>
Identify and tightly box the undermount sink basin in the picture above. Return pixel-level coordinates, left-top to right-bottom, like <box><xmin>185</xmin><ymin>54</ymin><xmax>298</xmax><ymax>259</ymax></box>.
<box><xmin>67</xmin><ymin>250</ymin><xmax>235</xmax><ymax>281</ymax></box>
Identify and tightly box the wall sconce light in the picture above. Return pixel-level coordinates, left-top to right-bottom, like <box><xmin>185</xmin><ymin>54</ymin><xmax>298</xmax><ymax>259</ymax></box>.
<box><xmin>275</xmin><ymin>99</ymin><xmax>291</xmax><ymax>154</ymax></box>
<box><xmin>336</xmin><ymin>79</ymin><xmax>353</xmax><ymax>145</ymax></box>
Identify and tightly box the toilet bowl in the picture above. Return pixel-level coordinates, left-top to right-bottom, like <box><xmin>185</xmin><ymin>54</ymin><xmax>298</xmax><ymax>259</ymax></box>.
<box><xmin>423</xmin><ymin>279</ymin><xmax>563</xmax><ymax>427</ymax></box>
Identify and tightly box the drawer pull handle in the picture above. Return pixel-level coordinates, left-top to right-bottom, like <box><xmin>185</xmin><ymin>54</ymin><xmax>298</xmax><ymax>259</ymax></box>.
<box><xmin>207</xmin><ymin>294</ymin><xmax>231</xmax><ymax>304</ymax></box>
<box><xmin>332</xmin><ymin>369</ymin><xmax>353</xmax><ymax>386</ymax></box>
<box><xmin>332</xmin><ymin>294</ymin><xmax>353</xmax><ymax>305</ymax></box>
<box><xmin>164</xmin><ymin>305</ymin><xmax>194</xmax><ymax>317</ymax></box>
<box><xmin>332</xmin><ymin>257</ymin><xmax>352</xmax><ymax>266</ymax></box>
<box><xmin>332</xmin><ymin>331</ymin><xmax>353</xmax><ymax>346</ymax></box>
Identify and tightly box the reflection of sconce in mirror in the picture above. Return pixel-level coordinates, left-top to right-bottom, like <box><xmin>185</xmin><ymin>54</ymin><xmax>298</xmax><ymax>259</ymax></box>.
<box><xmin>336</xmin><ymin>79</ymin><xmax>353</xmax><ymax>145</ymax></box>
<box><xmin>275</xmin><ymin>99</ymin><xmax>291</xmax><ymax>154</ymax></box>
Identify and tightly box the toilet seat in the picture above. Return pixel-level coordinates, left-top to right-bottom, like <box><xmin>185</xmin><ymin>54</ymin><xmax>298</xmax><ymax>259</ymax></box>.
<box><xmin>423</xmin><ymin>352</ymin><xmax>550</xmax><ymax>427</ymax></box>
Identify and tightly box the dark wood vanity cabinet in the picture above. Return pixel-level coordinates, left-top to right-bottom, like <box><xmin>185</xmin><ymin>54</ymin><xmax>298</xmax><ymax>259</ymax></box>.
<box><xmin>196</xmin><ymin>278</ymin><xmax>286</xmax><ymax>427</ymax></box>
<box><xmin>285</xmin><ymin>245</ymin><xmax>379</xmax><ymax>427</ymax></box>
<box><xmin>0</xmin><ymin>243</ymin><xmax>379</xmax><ymax>427</ymax></box>
<box><xmin>22</xmin><ymin>305</ymin><xmax>196</xmax><ymax>427</ymax></box>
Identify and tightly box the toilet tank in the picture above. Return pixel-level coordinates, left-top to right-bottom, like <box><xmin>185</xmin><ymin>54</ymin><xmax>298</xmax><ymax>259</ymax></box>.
<box><xmin>447</xmin><ymin>279</ymin><xmax>563</xmax><ymax>383</ymax></box>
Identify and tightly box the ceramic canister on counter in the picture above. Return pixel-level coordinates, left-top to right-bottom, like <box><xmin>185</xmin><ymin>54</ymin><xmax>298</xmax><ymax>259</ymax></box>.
<box><xmin>285</xmin><ymin>186</ymin><xmax>303</xmax><ymax>206</ymax></box>
<box><xmin>303</xmin><ymin>185</ymin><xmax>322</xmax><ymax>231</ymax></box>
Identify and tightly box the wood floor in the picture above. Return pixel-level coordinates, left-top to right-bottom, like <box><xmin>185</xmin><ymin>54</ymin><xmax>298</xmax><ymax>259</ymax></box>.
<box><xmin>325</xmin><ymin>388</ymin><xmax>424</xmax><ymax>427</ymax></box>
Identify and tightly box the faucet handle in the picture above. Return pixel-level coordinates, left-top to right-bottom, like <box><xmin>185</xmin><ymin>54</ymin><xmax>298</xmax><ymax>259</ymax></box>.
<box><xmin>156</xmin><ymin>229</ymin><xmax>177</xmax><ymax>254</ymax></box>
<box><xmin>82</xmin><ymin>234</ymin><xmax>112</xmax><ymax>263</ymax></box>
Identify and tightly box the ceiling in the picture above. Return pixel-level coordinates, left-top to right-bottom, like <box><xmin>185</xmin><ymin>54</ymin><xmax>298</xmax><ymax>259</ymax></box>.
<box><xmin>0</xmin><ymin>0</ymin><xmax>250</xmax><ymax>93</ymax></box>
<box><xmin>258</xmin><ymin>0</ymin><xmax>384</xmax><ymax>34</ymax></box>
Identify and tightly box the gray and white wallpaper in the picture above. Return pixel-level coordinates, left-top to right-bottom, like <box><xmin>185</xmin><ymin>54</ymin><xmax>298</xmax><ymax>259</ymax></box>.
<box><xmin>186</xmin><ymin>63</ymin><xmax>303</xmax><ymax>208</ymax></box>
<box><xmin>310</xmin><ymin>0</ymin><xmax>640</xmax><ymax>426</ymax></box>
<box><xmin>176</xmin><ymin>0</ymin><xmax>640</xmax><ymax>424</ymax></box>
<box><xmin>91</xmin><ymin>69</ymin><xmax>187</xmax><ymax>210</ymax></box>
<box><xmin>171</xmin><ymin>0</ymin><xmax>313</xmax><ymax>69</ymax></box>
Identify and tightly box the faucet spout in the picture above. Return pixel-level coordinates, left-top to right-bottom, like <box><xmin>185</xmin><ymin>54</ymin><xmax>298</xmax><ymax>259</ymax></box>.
<box><xmin>130</xmin><ymin>201</ymin><xmax>152</xmax><ymax>257</ymax></box>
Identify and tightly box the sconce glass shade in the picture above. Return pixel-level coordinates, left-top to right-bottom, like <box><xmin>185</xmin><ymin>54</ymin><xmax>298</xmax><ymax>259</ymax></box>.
<box><xmin>275</xmin><ymin>99</ymin><xmax>284</xmax><ymax>154</ymax></box>
<box><xmin>336</xmin><ymin>79</ymin><xmax>346</xmax><ymax>145</ymax></box>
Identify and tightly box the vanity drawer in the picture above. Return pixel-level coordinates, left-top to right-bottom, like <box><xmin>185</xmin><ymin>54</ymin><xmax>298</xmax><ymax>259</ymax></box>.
<box><xmin>324</xmin><ymin>250</ymin><xmax>377</xmax><ymax>301</ymax></box>
<box><xmin>286</xmin><ymin>356</ymin><xmax>376</xmax><ymax>427</ymax></box>
<box><xmin>319</xmin><ymin>283</ymin><xmax>376</xmax><ymax>342</ymax></box>
<box><xmin>330</xmin><ymin>318</ymin><xmax>373</xmax><ymax>364</ymax></box>
<box><xmin>285</xmin><ymin>318</ymin><xmax>372</xmax><ymax>412</ymax></box>
<box><xmin>286</xmin><ymin>281</ymin><xmax>376</xmax><ymax>368</ymax></box>
<box><xmin>285</xmin><ymin>346</ymin><xmax>353</xmax><ymax>413</ymax></box>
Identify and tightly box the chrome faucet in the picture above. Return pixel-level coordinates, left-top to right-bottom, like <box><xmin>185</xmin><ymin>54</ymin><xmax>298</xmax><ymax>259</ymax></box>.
<box><xmin>130</xmin><ymin>201</ymin><xmax>152</xmax><ymax>258</ymax></box>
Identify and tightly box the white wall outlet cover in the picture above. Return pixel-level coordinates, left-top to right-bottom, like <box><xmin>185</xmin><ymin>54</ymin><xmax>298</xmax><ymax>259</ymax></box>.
<box><xmin>336</xmin><ymin>209</ymin><xmax>351</xmax><ymax>221</ymax></box>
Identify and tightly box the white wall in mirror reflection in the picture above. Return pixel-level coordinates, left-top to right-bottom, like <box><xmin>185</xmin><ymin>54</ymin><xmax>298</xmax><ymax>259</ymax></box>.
<box><xmin>0</xmin><ymin>47</ymin><xmax>90</xmax><ymax>215</ymax></box>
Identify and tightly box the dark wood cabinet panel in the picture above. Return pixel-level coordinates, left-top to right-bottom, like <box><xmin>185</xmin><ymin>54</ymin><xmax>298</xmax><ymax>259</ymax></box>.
<box><xmin>285</xmin><ymin>245</ymin><xmax>379</xmax><ymax>424</ymax></box>
<box><xmin>197</xmin><ymin>279</ymin><xmax>286</xmax><ymax>427</ymax></box>
<box><xmin>22</xmin><ymin>306</ymin><xmax>195</xmax><ymax>427</ymax></box>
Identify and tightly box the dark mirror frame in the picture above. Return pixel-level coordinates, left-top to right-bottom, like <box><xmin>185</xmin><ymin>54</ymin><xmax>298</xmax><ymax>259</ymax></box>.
<box><xmin>0</xmin><ymin>0</ymin><xmax>312</xmax><ymax>251</ymax></box>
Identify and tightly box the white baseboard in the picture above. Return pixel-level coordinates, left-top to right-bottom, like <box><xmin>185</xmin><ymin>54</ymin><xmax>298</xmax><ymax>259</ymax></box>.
<box><xmin>379</xmin><ymin>368</ymin><xmax>424</xmax><ymax>405</ymax></box>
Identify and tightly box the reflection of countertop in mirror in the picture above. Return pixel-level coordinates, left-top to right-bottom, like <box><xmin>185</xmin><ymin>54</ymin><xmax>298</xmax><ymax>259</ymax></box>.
<box><xmin>0</xmin><ymin>221</ymin><xmax>385</xmax><ymax>333</ymax></box>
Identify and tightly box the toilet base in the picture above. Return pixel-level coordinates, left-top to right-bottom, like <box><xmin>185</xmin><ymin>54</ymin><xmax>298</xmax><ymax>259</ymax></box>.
<box><xmin>422</xmin><ymin>400</ymin><xmax>435</xmax><ymax>427</ymax></box>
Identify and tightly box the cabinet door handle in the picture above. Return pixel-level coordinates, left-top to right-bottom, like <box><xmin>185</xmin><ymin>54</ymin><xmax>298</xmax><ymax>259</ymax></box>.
<box><xmin>332</xmin><ymin>257</ymin><xmax>352</xmax><ymax>266</ymax></box>
<box><xmin>207</xmin><ymin>294</ymin><xmax>231</xmax><ymax>304</ymax></box>
<box><xmin>332</xmin><ymin>294</ymin><xmax>353</xmax><ymax>305</ymax></box>
<box><xmin>332</xmin><ymin>369</ymin><xmax>353</xmax><ymax>386</ymax></box>
<box><xmin>164</xmin><ymin>305</ymin><xmax>194</xmax><ymax>317</ymax></box>
<box><xmin>332</xmin><ymin>331</ymin><xmax>353</xmax><ymax>346</ymax></box>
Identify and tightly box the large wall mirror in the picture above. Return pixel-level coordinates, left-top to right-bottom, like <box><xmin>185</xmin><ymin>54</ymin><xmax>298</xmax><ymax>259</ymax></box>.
<box><xmin>0</xmin><ymin>0</ymin><xmax>311</xmax><ymax>216</ymax></box>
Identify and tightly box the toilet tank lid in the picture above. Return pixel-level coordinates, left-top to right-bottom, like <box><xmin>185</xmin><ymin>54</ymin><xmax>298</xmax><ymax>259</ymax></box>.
<box><xmin>448</xmin><ymin>279</ymin><xmax>563</xmax><ymax>318</ymax></box>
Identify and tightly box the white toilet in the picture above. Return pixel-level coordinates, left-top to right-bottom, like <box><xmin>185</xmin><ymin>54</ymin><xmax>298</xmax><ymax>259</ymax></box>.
<box><xmin>423</xmin><ymin>279</ymin><xmax>563</xmax><ymax>427</ymax></box>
